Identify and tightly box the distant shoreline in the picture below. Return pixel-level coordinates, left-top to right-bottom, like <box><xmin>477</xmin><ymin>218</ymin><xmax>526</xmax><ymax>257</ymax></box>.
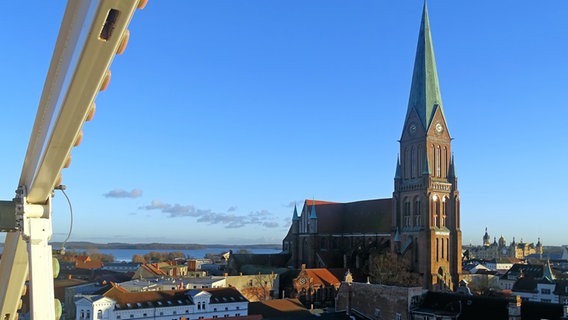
<box><xmin>41</xmin><ymin>241</ymin><xmax>282</xmax><ymax>251</ymax></box>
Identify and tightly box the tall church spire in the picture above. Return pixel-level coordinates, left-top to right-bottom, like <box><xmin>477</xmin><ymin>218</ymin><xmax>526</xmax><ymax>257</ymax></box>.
<box><xmin>405</xmin><ymin>2</ymin><xmax>446</xmax><ymax>132</ymax></box>
<box><xmin>394</xmin><ymin>3</ymin><xmax>461</xmax><ymax>290</ymax></box>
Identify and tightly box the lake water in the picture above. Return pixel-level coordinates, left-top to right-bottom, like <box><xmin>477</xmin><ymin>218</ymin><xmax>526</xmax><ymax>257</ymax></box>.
<box><xmin>78</xmin><ymin>247</ymin><xmax>282</xmax><ymax>262</ymax></box>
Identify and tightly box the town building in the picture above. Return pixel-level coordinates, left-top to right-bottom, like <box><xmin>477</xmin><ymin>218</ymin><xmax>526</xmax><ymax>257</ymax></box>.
<box><xmin>282</xmin><ymin>2</ymin><xmax>462</xmax><ymax>290</ymax></box>
<box><xmin>499</xmin><ymin>262</ymin><xmax>555</xmax><ymax>292</ymax></box>
<box><xmin>292</xmin><ymin>264</ymin><xmax>342</xmax><ymax>308</ymax></box>
<box><xmin>466</xmin><ymin>229</ymin><xmax>543</xmax><ymax>260</ymax></box>
<box><xmin>75</xmin><ymin>285</ymin><xmax>248</xmax><ymax>320</ymax></box>
<box><xmin>132</xmin><ymin>261</ymin><xmax>189</xmax><ymax>279</ymax></box>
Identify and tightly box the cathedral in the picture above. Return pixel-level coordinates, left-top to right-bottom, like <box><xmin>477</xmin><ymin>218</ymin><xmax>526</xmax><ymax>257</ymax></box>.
<box><xmin>282</xmin><ymin>3</ymin><xmax>462</xmax><ymax>290</ymax></box>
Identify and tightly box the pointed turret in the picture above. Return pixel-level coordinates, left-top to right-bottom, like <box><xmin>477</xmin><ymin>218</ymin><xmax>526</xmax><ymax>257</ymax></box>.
<box><xmin>309</xmin><ymin>203</ymin><xmax>317</xmax><ymax>219</ymax></box>
<box><xmin>447</xmin><ymin>154</ymin><xmax>457</xmax><ymax>178</ymax></box>
<box><xmin>309</xmin><ymin>202</ymin><xmax>317</xmax><ymax>234</ymax></box>
<box><xmin>404</xmin><ymin>1</ymin><xmax>447</xmax><ymax>132</ymax></box>
<box><xmin>292</xmin><ymin>204</ymin><xmax>299</xmax><ymax>235</ymax></box>
<box><xmin>422</xmin><ymin>152</ymin><xmax>430</xmax><ymax>175</ymax></box>
<box><xmin>483</xmin><ymin>228</ymin><xmax>491</xmax><ymax>247</ymax></box>
<box><xmin>395</xmin><ymin>155</ymin><xmax>402</xmax><ymax>179</ymax></box>
<box><xmin>543</xmin><ymin>259</ymin><xmax>555</xmax><ymax>282</ymax></box>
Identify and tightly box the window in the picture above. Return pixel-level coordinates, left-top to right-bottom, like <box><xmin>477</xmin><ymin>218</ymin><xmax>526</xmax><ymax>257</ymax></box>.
<box><xmin>403</xmin><ymin>200</ymin><xmax>411</xmax><ymax>227</ymax></box>
<box><xmin>414</xmin><ymin>197</ymin><xmax>421</xmax><ymax>226</ymax></box>
<box><xmin>411</xmin><ymin>146</ymin><xmax>417</xmax><ymax>178</ymax></box>
<box><xmin>541</xmin><ymin>288</ymin><xmax>551</xmax><ymax>295</ymax></box>
<box><xmin>436</xmin><ymin>238</ymin><xmax>439</xmax><ymax>261</ymax></box>
<box><xmin>396</xmin><ymin>313</ymin><xmax>402</xmax><ymax>320</ymax></box>
<box><xmin>97</xmin><ymin>310</ymin><xmax>102</xmax><ymax>319</ymax></box>
<box><xmin>436</xmin><ymin>146</ymin><xmax>441</xmax><ymax>177</ymax></box>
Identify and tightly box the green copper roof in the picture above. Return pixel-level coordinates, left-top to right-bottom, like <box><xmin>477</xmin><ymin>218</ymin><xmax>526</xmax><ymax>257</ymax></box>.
<box><xmin>405</xmin><ymin>2</ymin><xmax>446</xmax><ymax>131</ymax></box>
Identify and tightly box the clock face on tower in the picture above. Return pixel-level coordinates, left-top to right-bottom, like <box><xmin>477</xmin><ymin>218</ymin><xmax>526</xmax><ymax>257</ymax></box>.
<box><xmin>434</xmin><ymin>122</ymin><xmax>443</xmax><ymax>134</ymax></box>
<box><xmin>299</xmin><ymin>277</ymin><xmax>307</xmax><ymax>285</ymax></box>
<box><xmin>408</xmin><ymin>122</ymin><xmax>417</xmax><ymax>135</ymax></box>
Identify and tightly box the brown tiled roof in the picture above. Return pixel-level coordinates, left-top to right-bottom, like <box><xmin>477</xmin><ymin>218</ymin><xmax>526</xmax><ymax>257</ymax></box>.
<box><xmin>512</xmin><ymin>276</ymin><xmax>538</xmax><ymax>293</ymax></box>
<box><xmin>305</xmin><ymin>198</ymin><xmax>392</xmax><ymax>234</ymax></box>
<box><xmin>249</xmin><ymin>298</ymin><xmax>310</xmax><ymax>318</ymax></box>
<box><xmin>199</xmin><ymin>287</ymin><xmax>249</xmax><ymax>304</ymax></box>
<box><xmin>53</xmin><ymin>278</ymin><xmax>89</xmax><ymax>300</ymax></box>
<box><xmin>142</xmin><ymin>263</ymin><xmax>167</xmax><ymax>276</ymax></box>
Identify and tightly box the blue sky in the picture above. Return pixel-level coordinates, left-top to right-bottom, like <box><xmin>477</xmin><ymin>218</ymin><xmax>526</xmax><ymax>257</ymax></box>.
<box><xmin>0</xmin><ymin>1</ymin><xmax>567</xmax><ymax>245</ymax></box>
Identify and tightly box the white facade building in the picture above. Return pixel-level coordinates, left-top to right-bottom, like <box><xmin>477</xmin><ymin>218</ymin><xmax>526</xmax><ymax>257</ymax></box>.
<box><xmin>75</xmin><ymin>286</ymin><xmax>248</xmax><ymax>320</ymax></box>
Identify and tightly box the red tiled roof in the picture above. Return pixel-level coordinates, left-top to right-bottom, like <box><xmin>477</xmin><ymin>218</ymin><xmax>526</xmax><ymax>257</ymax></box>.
<box><xmin>76</xmin><ymin>260</ymin><xmax>103</xmax><ymax>270</ymax></box>
<box><xmin>304</xmin><ymin>199</ymin><xmax>338</xmax><ymax>206</ymax></box>
<box><xmin>302</xmin><ymin>268</ymin><xmax>341</xmax><ymax>287</ymax></box>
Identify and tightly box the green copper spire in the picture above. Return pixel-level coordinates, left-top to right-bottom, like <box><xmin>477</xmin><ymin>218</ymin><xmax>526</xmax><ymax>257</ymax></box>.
<box><xmin>405</xmin><ymin>2</ymin><xmax>446</xmax><ymax>131</ymax></box>
<box><xmin>310</xmin><ymin>200</ymin><xmax>318</xmax><ymax>219</ymax></box>
<box><xmin>310</xmin><ymin>203</ymin><xmax>317</xmax><ymax>219</ymax></box>
<box><xmin>292</xmin><ymin>204</ymin><xmax>299</xmax><ymax>221</ymax></box>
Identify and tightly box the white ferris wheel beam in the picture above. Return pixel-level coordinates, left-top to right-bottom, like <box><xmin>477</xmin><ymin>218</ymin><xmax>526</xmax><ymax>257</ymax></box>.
<box><xmin>22</xmin><ymin>0</ymin><xmax>140</xmax><ymax>204</ymax></box>
<box><xmin>0</xmin><ymin>0</ymin><xmax>144</xmax><ymax>318</ymax></box>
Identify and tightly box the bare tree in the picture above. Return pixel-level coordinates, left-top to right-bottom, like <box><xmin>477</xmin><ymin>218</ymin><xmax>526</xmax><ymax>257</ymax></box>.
<box><xmin>369</xmin><ymin>251</ymin><xmax>421</xmax><ymax>287</ymax></box>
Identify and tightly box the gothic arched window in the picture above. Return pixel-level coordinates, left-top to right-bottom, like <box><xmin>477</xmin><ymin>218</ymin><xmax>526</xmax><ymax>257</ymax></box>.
<box><xmin>411</xmin><ymin>146</ymin><xmax>417</xmax><ymax>178</ymax></box>
<box><xmin>436</xmin><ymin>146</ymin><xmax>441</xmax><ymax>177</ymax></box>
<box><xmin>403</xmin><ymin>199</ymin><xmax>411</xmax><ymax>227</ymax></box>
<box><xmin>413</xmin><ymin>197</ymin><xmax>421</xmax><ymax>226</ymax></box>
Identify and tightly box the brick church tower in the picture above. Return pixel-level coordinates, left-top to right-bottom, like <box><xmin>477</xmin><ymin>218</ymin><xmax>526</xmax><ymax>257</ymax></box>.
<box><xmin>392</xmin><ymin>3</ymin><xmax>462</xmax><ymax>290</ymax></box>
